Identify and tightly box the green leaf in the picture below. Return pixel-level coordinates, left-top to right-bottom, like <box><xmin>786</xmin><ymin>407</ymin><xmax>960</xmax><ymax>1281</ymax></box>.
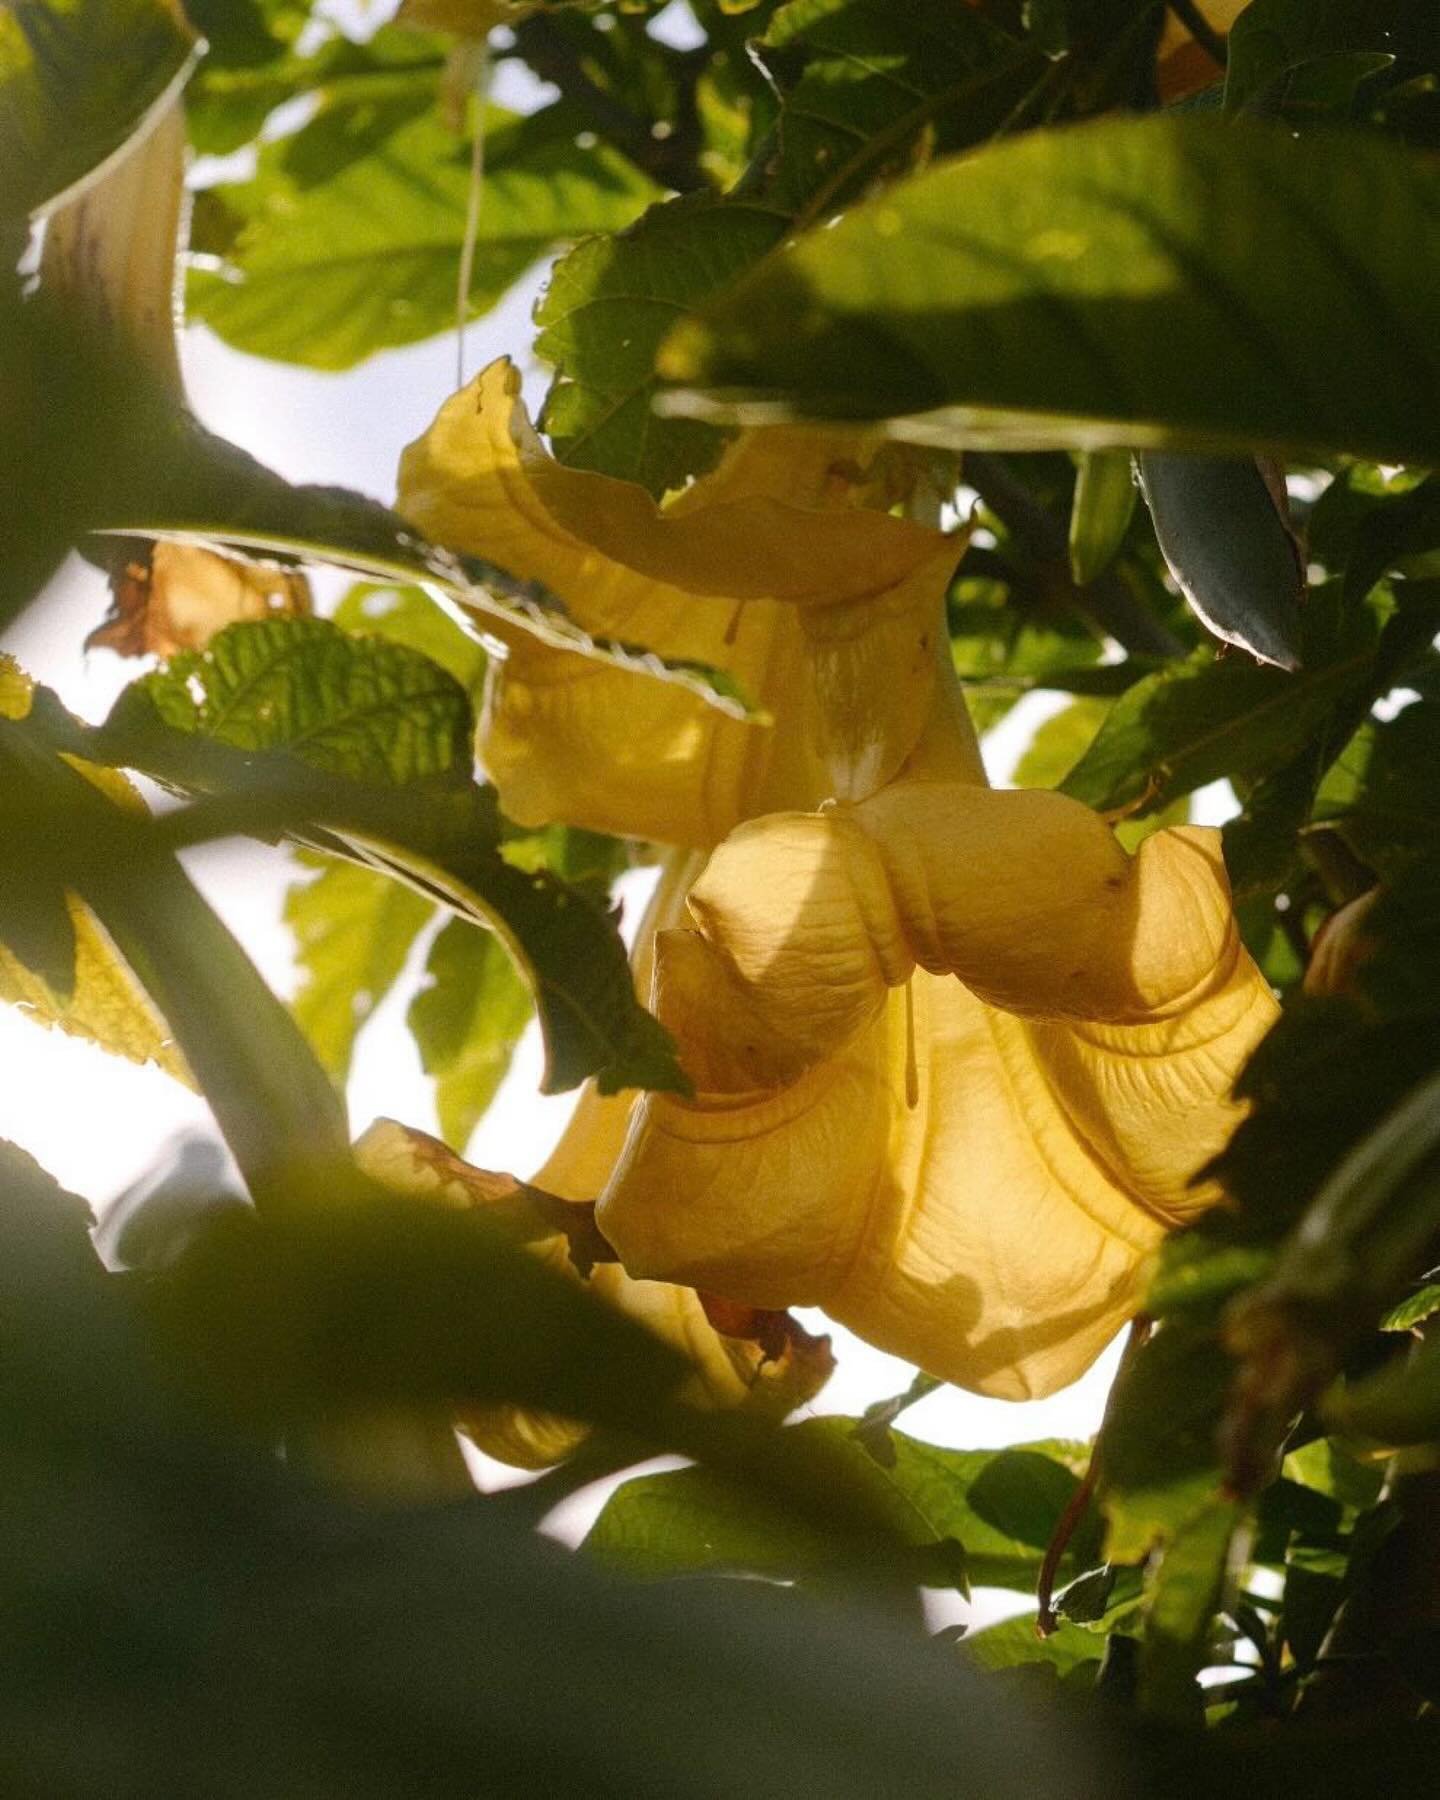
<box><xmin>1141</xmin><ymin>1497</ymin><xmax>1241</xmax><ymax>1724</ymax></box>
<box><xmin>537</xmin><ymin>0</ymin><xmax>1038</xmax><ymax>493</ymax></box>
<box><xmin>1281</xmin><ymin>1437</ymin><xmax>1384</xmax><ymax>1510</ymax></box>
<box><xmin>186</xmin><ymin>18</ymin><xmax>444</xmax><ymax>159</ymax></box>
<box><xmin>1099</xmin><ymin>1321</ymin><xmax>1232</xmax><ymax>1565</ymax></box>
<box><xmin>98</xmin><ymin>620</ymin><xmax>685</xmax><ymax>1099</ymax></box>
<box><xmin>1012</xmin><ymin>696</ymin><xmax>1111</xmax><ymax>790</ymax></box>
<box><xmin>586</xmin><ymin>1419</ymin><xmax>1094</xmax><ymax>1591</ymax></box>
<box><xmin>0</xmin><ymin>0</ymin><xmax>196</xmax><ymax>219</ymax></box>
<box><xmin>286</xmin><ymin>855</ymin><xmax>434</xmax><ymax>1081</ymax></box>
<box><xmin>1068</xmin><ymin>450</ymin><xmax>1137</xmax><ymax>587</ymax></box>
<box><xmin>1313</xmin><ymin>697</ymin><xmax>1440</xmax><ymax>872</ymax></box>
<box><xmin>962</xmin><ymin>1614</ymin><xmax>1102</xmax><ymax>1681</ymax></box>
<box><xmin>407</xmin><ymin>919</ymin><xmax>532</xmax><ymax>1148</ymax></box>
<box><xmin>965</xmin><ymin>1448</ymin><xmax>1096</xmax><ymax>1555</ymax></box>
<box><xmin>756</xmin><ymin>0</ymin><xmax>1031</xmax><ymax>216</ymax></box>
<box><xmin>537</xmin><ymin>193</ymin><xmax>789</xmax><ymax>495</ymax></box>
<box><xmin>332</xmin><ymin>582</ymin><xmax>486</xmax><ymax>692</ymax></box>
<box><xmin>190</xmin><ymin>98</ymin><xmax>660</xmax><ymax>369</ymax></box>
<box><xmin>1224</xmin><ymin>0</ymin><xmax>1416</xmax><ymax>117</ymax></box>
<box><xmin>1381</xmin><ymin>1279</ymin><xmax>1440</xmax><ymax>1333</ymax></box>
<box><xmin>661</xmin><ymin>113</ymin><xmax>1440</xmax><ymax>470</ymax></box>
<box><xmin>1059</xmin><ymin>582</ymin><xmax>1390</xmax><ymax>817</ymax></box>
<box><xmin>125</xmin><ymin>616</ymin><xmax>474</xmax><ymax>787</ymax></box>
<box><xmin>951</xmin><ymin>594</ymin><xmax>1106</xmax><ymax>735</ymax></box>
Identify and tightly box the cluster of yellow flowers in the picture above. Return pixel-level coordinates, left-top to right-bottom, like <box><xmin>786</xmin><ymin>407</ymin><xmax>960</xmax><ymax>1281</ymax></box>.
<box><xmin>380</xmin><ymin>359</ymin><xmax>1278</xmax><ymax>1459</ymax></box>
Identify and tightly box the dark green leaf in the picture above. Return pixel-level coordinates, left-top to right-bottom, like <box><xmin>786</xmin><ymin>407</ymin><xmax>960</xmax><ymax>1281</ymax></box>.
<box><xmin>1312</xmin><ymin>698</ymin><xmax>1440</xmax><ymax>873</ymax></box>
<box><xmin>1136</xmin><ymin>454</ymin><xmax>1303</xmax><ymax>670</ymax></box>
<box><xmin>1100</xmin><ymin>1321</ymin><xmax>1232</xmax><ymax>1563</ymax></box>
<box><xmin>0</xmin><ymin>0</ymin><xmax>196</xmax><ymax>219</ymax></box>
<box><xmin>1224</xmin><ymin>0</ymin><xmax>1418</xmax><ymax>117</ymax></box>
<box><xmin>537</xmin><ymin>192</ymin><xmax>789</xmax><ymax>495</ymax></box>
<box><xmin>966</xmin><ymin>1448</ymin><xmax>1096</xmax><ymax>1554</ymax></box>
<box><xmin>538</xmin><ymin>0</ymin><xmax>1038</xmax><ymax>493</ymax></box>
<box><xmin>662</xmin><ymin>114</ymin><xmax>1440</xmax><ymax>470</ymax></box>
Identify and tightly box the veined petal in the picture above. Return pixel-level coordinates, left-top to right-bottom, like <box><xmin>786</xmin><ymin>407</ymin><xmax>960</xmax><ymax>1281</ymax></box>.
<box><xmin>599</xmin><ymin>787</ymin><xmax>1278</xmax><ymax>1398</ymax></box>
<box><xmin>599</xmin><ymin>1010</ymin><xmax>892</xmax><ymax>1308</ymax></box>
<box><xmin>831</xmin><ymin>975</ymin><xmax>1165</xmax><ymax>1401</ymax></box>
<box><xmin>395</xmin><ymin>360</ymin><xmax>963</xmax><ymax>841</ymax></box>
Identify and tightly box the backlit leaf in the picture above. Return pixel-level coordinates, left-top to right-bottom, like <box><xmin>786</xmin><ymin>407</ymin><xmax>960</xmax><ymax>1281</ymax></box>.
<box><xmin>99</xmin><ymin>621</ymin><xmax>684</xmax><ymax>1098</ymax></box>
<box><xmin>407</xmin><ymin>920</ymin><xmax>532</xmax><ymax>1149</ymax></box>
<box><xmin>587</xmin><ymin>1420</ymin><xmax>1094</xmax><ymax>1591</ymax></box>
<box><xmin>191</xmin><ymin>99</ymin><xmax>659</xmax><ymax>369</ymax></box>
<box><xmin>286</xmin><ymin>855</ymin><xmax>434</xmax><ymax>1081</ymax></box>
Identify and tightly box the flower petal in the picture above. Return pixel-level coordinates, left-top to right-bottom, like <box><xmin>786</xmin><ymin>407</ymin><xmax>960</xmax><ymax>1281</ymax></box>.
<box><xmin>598</xmin><ymin>788</ymin><xmax>1279</xmax><ymax>1397</ymax></box>
<box><xmin>395</xmin><ymin>360</ymin><xmax>963</xmax><ymax>840</ymax></box>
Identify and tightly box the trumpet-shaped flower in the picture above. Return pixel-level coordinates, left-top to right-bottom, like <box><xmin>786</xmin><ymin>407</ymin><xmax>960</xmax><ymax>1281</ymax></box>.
<box><xmin>397</xmin><ymin>366</ymin><xmax>1278</xmax><ymax>1406</ymax></box>
<box><xmin>396</xmin><ymin>359</ymin><xmax>960</xmax><ymax>843</ymax></box>
<box><xmin>599</xmin><ymin>776</ymin><xmax>1278</xmax><ymax>1399</ymax></box>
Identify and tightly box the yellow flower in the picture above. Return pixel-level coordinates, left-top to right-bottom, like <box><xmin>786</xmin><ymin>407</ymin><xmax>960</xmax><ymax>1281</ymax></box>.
<box><xmin>397</xmin><ymin>364</ymin><xmax>1277</xmax><ymax>1405</ymax></box>
<box><xmin>354</xmin><ymin>1115</ymin><xmax>834</xmax><ymax>1468</ymax></box>
<box><xmin>396</xmin><ymin>358</ymin><xmax>960</xmax><ymax>844</ymax></box>
<box><xmin>599</xmin><ymin>775</ymin><xmax>1278</xmax><ymax>1400</ymax></box>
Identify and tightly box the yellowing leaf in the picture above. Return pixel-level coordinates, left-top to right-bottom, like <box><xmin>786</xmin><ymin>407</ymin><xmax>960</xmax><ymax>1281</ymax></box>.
<box><xmin>88</xmin><ymin>541</ymin><xmax>312</xmax><ymax>660</ymax></box>
<box><xmin>0</xmin><ymin>654</ymin><xmax>32</xmax><ymax>720</ymax></box>
<box><xmin>0</xmin><ymin>894</ymin><xmax>188</xmax><ymax>1080</ymax></box>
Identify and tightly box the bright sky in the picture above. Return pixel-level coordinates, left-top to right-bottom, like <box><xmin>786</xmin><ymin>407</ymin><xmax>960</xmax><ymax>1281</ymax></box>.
<box><xmin>0</xmin><ymin>7</ymin><xmax>1163</xmax><ymax>1621</ymax></box>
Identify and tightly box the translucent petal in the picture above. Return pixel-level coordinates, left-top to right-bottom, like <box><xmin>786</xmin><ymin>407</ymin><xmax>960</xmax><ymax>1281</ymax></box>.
<box><xmin>395</xmin><ymin>359</ymin><xmax>962</xmax><ymax>840</ymax></box>
<box><xmin>598</xmin><ymin>788</ymin><xmax>1279</xmax><ymax>1398</ymax></box>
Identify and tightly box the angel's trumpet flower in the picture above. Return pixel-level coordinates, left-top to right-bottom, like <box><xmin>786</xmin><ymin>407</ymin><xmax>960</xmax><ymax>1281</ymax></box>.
<box><xmin>397</xmin><ymin>363</ymin><xmax>1276</xmax><ymax>1408</ymax></box>
<box><xmin>397</xmin><ymin>358</ymin><xmax>956</xmax><ymax>845</ymax></box>
<box><xmin>600</xmin><ymin>766</ymin><xmax>1278</xmax><ymax>1400</ymax></box>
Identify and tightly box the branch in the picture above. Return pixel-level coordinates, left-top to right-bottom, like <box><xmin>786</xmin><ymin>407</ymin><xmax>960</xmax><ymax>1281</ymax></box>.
<box><xmin>1167</xmin><ymin>0</ymin><xmax>1229</xmax><ymax>68</ymax></box>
